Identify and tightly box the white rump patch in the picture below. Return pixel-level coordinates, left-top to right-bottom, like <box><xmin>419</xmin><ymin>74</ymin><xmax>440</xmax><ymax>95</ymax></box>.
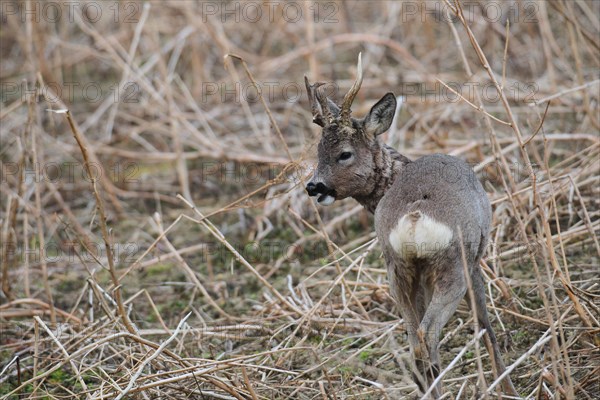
<box><xmin>388</xmin><ymin>211</ymin><xmax>453</xmax><ymax>259</ymax></box>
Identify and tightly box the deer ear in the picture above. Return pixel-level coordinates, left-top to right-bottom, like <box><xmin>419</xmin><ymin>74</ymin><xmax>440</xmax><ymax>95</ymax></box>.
<box><xmin>363</xmin><ymin>93</ymin><xmax>396</xmax><ymax>137</ymax></box>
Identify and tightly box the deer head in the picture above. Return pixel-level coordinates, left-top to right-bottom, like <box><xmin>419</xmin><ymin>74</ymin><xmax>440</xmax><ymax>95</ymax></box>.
<box><xmin>305</xmin><ymin>54</ymin><xmax>397</xmax><ymax>207</ymax></box>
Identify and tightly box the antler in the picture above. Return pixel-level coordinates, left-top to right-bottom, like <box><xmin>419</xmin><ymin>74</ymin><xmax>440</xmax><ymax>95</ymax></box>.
<box><xmin>339</xmin><ymin>52</ymin><xmax>363</xmax><ymax>126</ymax></box>
<box><xmin>304</xmin><ymin>76</ymin><xmax>327</xmax><ymax>127</ymax></box>
<box><xmin>305</xmin><ymin>52</ymin><xmax>362</xmax><ymax>127</ymax></box>
<box><xmin>315</xmin><ymin>86</ymin><xmax>334</xmax><ymax>125</ymax></box>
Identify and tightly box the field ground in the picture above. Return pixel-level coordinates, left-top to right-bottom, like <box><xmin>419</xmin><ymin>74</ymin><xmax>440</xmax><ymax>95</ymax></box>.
<box><xmin>0</xmin><ymin>1</ymin><xmax>599</xmax><ymax>399</ymax></box>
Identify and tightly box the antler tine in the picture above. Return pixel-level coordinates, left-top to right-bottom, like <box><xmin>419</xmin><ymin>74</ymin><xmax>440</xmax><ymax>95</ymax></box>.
<box><xmin>315</xmin><ymin>86</ymin><xmax>334</xmax><ymax>125</ymax></box>
<box><xmin>304</xmin><ymin>76</ymin><xmax>327</xmax><ymax>127</ymax></box>
<box><xmin>340</xmin><ymin>52</ymin><xmax>363</xmax><ymax>125</ymax></box>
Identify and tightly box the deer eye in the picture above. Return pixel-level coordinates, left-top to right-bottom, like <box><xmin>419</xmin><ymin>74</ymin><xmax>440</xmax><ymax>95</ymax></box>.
<box><xmin>338</xmin><ymin>152</ymin><xmax>353</xmax><ymax>162</ymax></box>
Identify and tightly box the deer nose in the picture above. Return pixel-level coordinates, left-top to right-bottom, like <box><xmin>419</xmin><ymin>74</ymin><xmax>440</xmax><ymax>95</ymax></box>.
<box><xmin>306</xmin><ymin>182</ymin><xmax>331</xmax><ymax>196</ymax></box>
<box><xmin>306</xmin><ymin>182</ymin><xmax>318</xmax><ymax>196</ymax></box>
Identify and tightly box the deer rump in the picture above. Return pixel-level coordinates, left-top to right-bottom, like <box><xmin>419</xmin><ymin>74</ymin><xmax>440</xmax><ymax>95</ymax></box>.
<box><xmin>377</xmin><ymin>153</ymin><xmax>491</xmax><ymax>268</ymax></box>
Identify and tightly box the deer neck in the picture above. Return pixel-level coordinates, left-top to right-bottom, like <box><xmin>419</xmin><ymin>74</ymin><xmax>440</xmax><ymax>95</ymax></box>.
<box><xmin>353</xmin><ymin>144</ymin><xmax>410</xmax><ymax>214</ymax></box>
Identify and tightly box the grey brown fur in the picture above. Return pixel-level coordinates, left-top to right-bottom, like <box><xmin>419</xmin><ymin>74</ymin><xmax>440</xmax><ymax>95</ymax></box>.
<box><xmin>304</xmin><ymin>56</ymin><xmax>517</xmax><ymax>398</ymax></box>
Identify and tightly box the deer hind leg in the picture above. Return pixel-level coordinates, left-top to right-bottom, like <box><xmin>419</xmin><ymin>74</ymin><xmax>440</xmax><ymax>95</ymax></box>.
<box><xmin>417</xmin><ymin>265</ymin><xmax>467</xmax><ymax>398</ymax></box>
<box><xmin>389</xmin><ymin>286</ymin><xmax>431</xmax><ymax>394</ymax></box>
<box><xmin>395</xmin><ymin>296</ymin><xmax>429</xmax><ymax>394</ymax></box>
<box><xmin>410</xmin><ymin>284</ymin><xmax>431</xmax><ymax>394</ymax></box>
<box><xmin>470</xmin><ymin>266</ymin><xmax>519</xmax><ymax>396</ymax></box>
<box><xmin>387</xmin><ymin>261</ymin><xmax>430</xmax><ymax>394</ymax></box>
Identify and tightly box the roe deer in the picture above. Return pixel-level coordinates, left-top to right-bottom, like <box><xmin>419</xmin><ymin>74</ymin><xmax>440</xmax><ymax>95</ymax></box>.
<box><xmin>304</xmin><ymin>54</ymin><xmax>518</xmax><ymax>398</ymax></box>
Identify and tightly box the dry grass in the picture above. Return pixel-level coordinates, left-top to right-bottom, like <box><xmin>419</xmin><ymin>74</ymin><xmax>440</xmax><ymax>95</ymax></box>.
<box><xmin>0</xmin><ymin>1</ymin><xmax>599</xmax><ymax>399</ymax></box>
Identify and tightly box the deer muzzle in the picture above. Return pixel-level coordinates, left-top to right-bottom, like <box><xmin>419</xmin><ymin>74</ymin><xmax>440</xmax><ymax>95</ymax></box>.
<box><xmin>305</xmin><ymin>182</ymin><xmax>336</xmax><ymax>206</ymax></box>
